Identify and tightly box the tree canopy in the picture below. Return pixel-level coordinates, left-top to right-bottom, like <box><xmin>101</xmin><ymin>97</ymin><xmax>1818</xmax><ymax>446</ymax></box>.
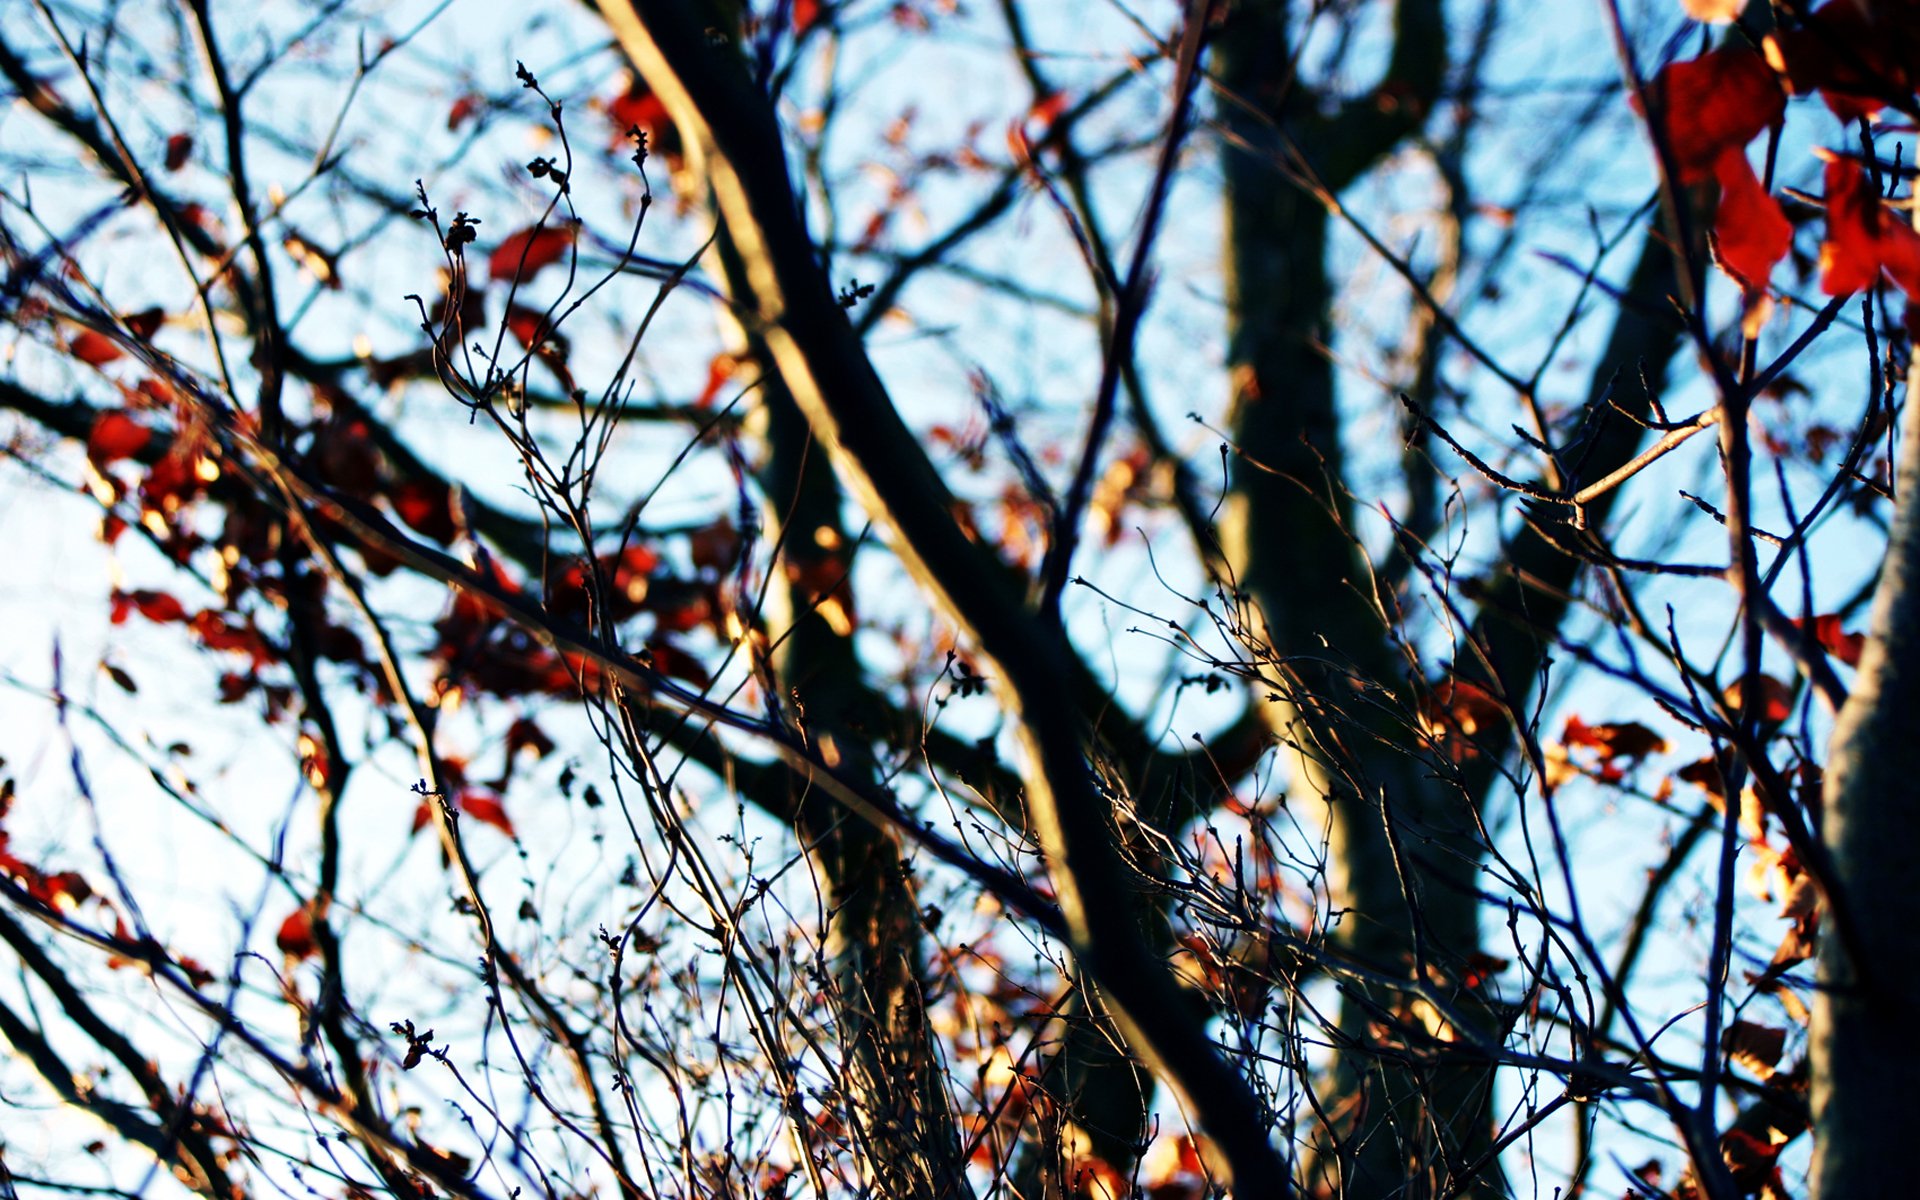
<box><xmin>1</xmin><ymin>1</ymin><xmax>1916</xmax><ymax>1198</ymax></box>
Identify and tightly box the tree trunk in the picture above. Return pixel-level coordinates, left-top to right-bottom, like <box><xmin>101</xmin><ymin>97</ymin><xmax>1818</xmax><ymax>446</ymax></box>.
<box><xmin>1809</xmin><ymin>332</ymin><xmax>1920</xmax><ymax>1200</ymax></box>
<box><xmin>724</xmin><ymin>223</ymin><xmax>974</xmax><ymax>1197</ymax></box>
<box><xmin>1216</xmin><ymin>5</ymin><xmax>1497</xmax><ymax>1194</ymax></box>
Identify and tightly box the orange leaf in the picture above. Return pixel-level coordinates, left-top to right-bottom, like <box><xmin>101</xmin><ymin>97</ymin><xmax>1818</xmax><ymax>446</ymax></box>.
<box><xmin>1028</xmin><ymin>90</ymin><xmax>1070</xmax><ymax>130</ymax></box>
<box><xmin>489</xmin><ymin>224</ymin><xmax>576</xmax><ymax>283</ymax></box>
<box><xmin>1562</xmin><ymin>717</ymin><xmax>1669</xmax><ymax>763</ymax></box>
<box><xmin>276</xmin><ymin>904</ymin><xmax>318</xmax><ymax>959</ymax></box>
<box><xmin>1681</xmin><ymin>0</ymin><xmax>1742</xmax><ymax>21</ymax></box>
<box><xmin>1639</xmin><ymin>48</ymin><xmax>1784</xmax><ymax>183</ymax></box>
<box><xmin>1421</xmin><ymin>677</ymin><xmax>1506</xmax><ymax>760</ymax></box>
<box><xmin>68</xmin><ymin>330</ymin><xmax>123</xmax><ymax>366</ymax></box>
<box><xmin>1711</xmin><ymin>148</ymin><xmax>1791</xmax><ymax>293</ymax></box>
<box><xmin>87</xmin><ymin>411</ymin><xmax>152</xmax><ymax>465</ymax></box>
<box><xmin>447</xmin><ymin>93</ymin><xmax>483</xmax><ymax>131</ymax></box>
<box><xmin>1724</xmin><ymin>674</ymin><xmax>1794</xmax><ymax>724</ymax></box>
<box><xmin>695</xmin><ymin>354</ymin><xmax>736</xmax><ymax>408</ymax></box>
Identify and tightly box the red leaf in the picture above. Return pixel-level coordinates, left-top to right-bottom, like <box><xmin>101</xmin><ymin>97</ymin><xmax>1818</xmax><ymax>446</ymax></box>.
<box><xmin>189</xmin><ymin>610</ymin><xmax>270</xmax><ymax>664</ymax></box>
<box><xmin>792</xmin><ymin>0</ymin><xmax>821</xmax><ymax>33</ymax></box>
<box><xmin>1820</xmin><ymin>158</ymin><xmax>1920</xmax><ymax>296</ymax></box>
<box><xmin>87</xmin><ymin>411</ymin><xmax>152</xmax><ymax>466</ymax></box>
<box><xmin>1793</xmin><ymin>613</ymin><xmax>1866</xmax><ymax>666</ymax></box>
<box><xmin>1711</xmin><ymin>148</ymin><xmax>1791</xmax><ymax>293</ymax></box>
<box><xmin>390</xmin><ymin>478</ymin><xmax>457</xmax><ymax>544</ymax></box>
<box><xmin>646</xmin><ymin>640</ymin><xmax>710</xmax><ymax>688</ymax></box>
<box><xmin>314</xmin><ymin>418</ymin><xmax>383</xmax><ymax>496</ymax></box>
<box><xmin>610</xmin><ymin>544</ymin><xmax>660</xmax><ymax>607</ymax></box>
<box><xmin>689</xmin><ymin>520</ymin><xmax>741</xmax><ymax>571</ymax></box>
<box><xmin>1639</xmin><ymin>48</ymin><xmax>1784</xmax><ymax>183</ymax></box>
<box><xmin>68</xmin><ymin>330</ymin><xmax>124</xmax><ymax>366</ymax></box>
<box><xmin>1421</xmin><ymin>677</ymin><xmax>1506</xmax><ymax>762</ymax></box>
<box><xmin>506</xmin><ymin>717</ymin><xmax>556</xmax><ymax>760</ymax></box>
<box><xmin>459</xmin><ymin>791</ymin><xmax>516</xmax><ymax>836</ymax></box>
<box><xmin>111</xmin><ymin>589</ymin><xmax>188</xmax><ymax>625</ymax></box>
<box><xmin>122</xmin><ymin>307</ymin><xmax>165</xmax><ymax>341</ymax></box>
<box><xmin>644</xmin><ymin>579</ymin><xmax>714</xmax><ymax>633</ymax></box>
<box><xmin>276</xmin><ymin>905</ymin><xmax>318</xmax><ymax>959</ymax></box>
<box><xmin>447</xmin><ymin>93</ymin><xmax>483</xmax><ymax>131</ymax></box>
<box><xmin>606</xmin><ymin>78</ymin><xmax>680</xmax><ymax>160</ymax></box>
<box><xmin>139</xmin><ymin>451</ymin><xmax>202</xmax><ymax>512</ymax></box>
<box><xmin>164</xmin><ymin>133</ymin><xmax>193</xmax><ymax>172</ymax></box>
<box><xmin>489</xmin><ymin>224</ymin><xmax>576</xmax><ymax>283</ymax></box>
<box><xmin>504</xmin><ymin>305</ymin><xmax>562</xmax><ymax>351</ymax></box>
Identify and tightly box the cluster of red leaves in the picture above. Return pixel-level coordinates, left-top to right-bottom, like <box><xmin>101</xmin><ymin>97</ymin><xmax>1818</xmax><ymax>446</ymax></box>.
<box><xmin>1768</xmin><ymin>0</ymin><xmax>1920</xmax><ymax>121</ymax></box>
<box><xmin>300</xmin><ymin>403</ymin><xmax>468</xmax><ymax>549</ymax></box>
<box><xmin>2</xmin><ymin>781</ymin><xmax>214</xmax><ymax>984</ymax></box>
<box><xmin>62</xmin><ymin>307</ymin><xmax>166</xmax><ymax>370</ymax></box>
<box><xmin>1640</xmin><ymin>4</ymin><xmax>1920</xmax><ymax>302</ymax></box>
<box><xmin>427</xmin><ymin>545</ymin><xmax>716</xmax><ymax>704</ymax></box>
<box><xmin>0</xmin><ymin>781</ymin><xmax>92</xmax><ymax>912</ymax></box>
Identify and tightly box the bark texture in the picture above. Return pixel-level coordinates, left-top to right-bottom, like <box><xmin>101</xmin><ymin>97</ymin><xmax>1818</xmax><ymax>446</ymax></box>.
<box><xmin>1810</xmin><ymin>355</ymin><xmax>1920</xmax><ymax>1200</ymax></box>
<box><xmin>1215</xmin><ymin>3</ymin><xmax>1496</xmax><ymax>1193</ymax></box>
<box><xmin>757</xmin><ymin>307</ymin><xmax>975</xmax><ymax>1199</ymax></box>
<box><xmin>1215</xmin><ymin>1</ymin><xmax>1686</xmax><ymax>1193</ymax></box>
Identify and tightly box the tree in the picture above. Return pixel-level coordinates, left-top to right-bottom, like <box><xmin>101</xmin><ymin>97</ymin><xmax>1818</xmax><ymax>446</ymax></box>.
<box><xmin>1</xmin><ymin>0</ymin><xmax>1915</xmax><ymax>1197</ymax></box>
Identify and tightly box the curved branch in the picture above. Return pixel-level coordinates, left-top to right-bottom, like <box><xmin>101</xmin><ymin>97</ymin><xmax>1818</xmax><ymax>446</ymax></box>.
<box><xmin>592</xmin><ymin>2</ymin><xmax>1292</xmax><ymax>1189</ymax></box>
